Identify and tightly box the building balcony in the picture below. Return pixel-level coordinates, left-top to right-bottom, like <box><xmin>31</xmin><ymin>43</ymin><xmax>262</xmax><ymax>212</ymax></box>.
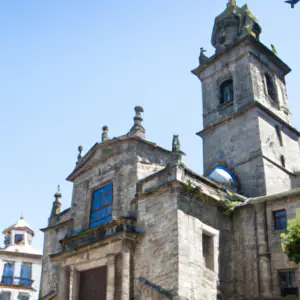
<box><xmin>0</xmin><ymin>276</ymin><xmax>34</xmax><ymax>288</ymax></box>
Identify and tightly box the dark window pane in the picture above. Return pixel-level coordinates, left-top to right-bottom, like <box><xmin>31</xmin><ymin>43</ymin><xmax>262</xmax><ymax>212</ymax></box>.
<box><xmin>279</xmin><ymin>271</ymin><xmax>298</xmax><ymax>296</ymax></box>
<box><xmin>265</xmin><ymin>73</ymin><xmax>277</xmax><ymax>101</ymax></box>
<box><xmin>14</xmin><ymin>234</ymin><xmax>24</xmax><ymax>244</ymax></box>
<box><xmin>203</xmin><ymin>235</ymin><xmax>210</xmax><ymax>257</ymax></box>
<box><xmin>274</xmin><ymin>210</ymin><xmax>287</xmax><ymax>230</ymax></box>
<box><xmin>220</xmin><ymin>80</ymin><xmax>234</xmax><ymax>105</ymax></box>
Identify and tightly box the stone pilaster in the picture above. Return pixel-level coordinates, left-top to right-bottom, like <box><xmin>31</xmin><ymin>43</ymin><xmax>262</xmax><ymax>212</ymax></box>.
<box><xmin>121</xmin><ymin>252</ymin><xmax>130</xmax><ymax>300</ymax></box>
<box><xmin>106</xmin><ymin>255</ymin><xmax>115</xmax><ymax>300</ymax></box>
<box><xmin>69</xmin><ymin>266</ymin><xmax>79</xmax><ymax>300</ymax></box>
<box><xmin>57</xmin><ymin>267</ymin><xmax>69</xmax><ymax>300</ymax></box>
<box><xmin>255</xmin><ymin>203</ymin><xmax>272</xmax><ymax>298</ymax></box>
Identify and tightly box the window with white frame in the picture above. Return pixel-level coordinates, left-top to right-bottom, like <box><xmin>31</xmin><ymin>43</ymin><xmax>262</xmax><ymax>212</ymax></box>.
<box><xmin>0</xmin><ymin>292</ymin><xmax>11</xmax><ymax>300</ymax></box>
<box><xmin>14</xmin><ymin>233</ymin><xmax>24</xmax><ymax>244</ymax></box>
<box><xmin>17</xmin><ymin>294</ymin><xmax>29</xmax><ymax>300</ymax></box>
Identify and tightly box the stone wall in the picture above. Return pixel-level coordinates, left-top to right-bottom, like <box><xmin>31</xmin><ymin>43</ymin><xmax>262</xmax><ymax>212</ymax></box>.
<box><xmin>177</xmin><ymin>187</ymin><xmax>233</xmax><ymax>300</ymax></box>
<box><xmin>258</xmin><ymin>114</ymin><xmax>300</xmax><ymax>172</ymax></box>
<box><xmin>40</xmin><ymin>218</ymin><xmax>70</xmax><ymax>298</ymax></box>
<box><xmin>69</xmin><ymin>140</ymin><xmax>138</xmax><ymax>232</ymax></box>
<box><xmin>258</xmin><ymin>113</ymin><xmax>300</xmax><ymax>195</ymax></box>
<box><xmin>265</xmin><ymin>195</ymin><xmax>300</xmax><ymax>298</ymax></box>
<box><xmin>199</xmin><ymin>43</ymin><xmax>254</xmax><ymax>129</ymax></box>
<box><xmin>40</xmin><ymin>138</ymin><xmax>175</xmax><ymax>298</ymax></box>
<box><xmin>177</xmin><ymin>210</ymin><xmax>218</xmax><ymax>300</ymax></box>
<box><xmin>232</xmin><ymin>205</ymin><xmax>260</xmax><ymax>300</ymax></box>
<box><xmin>196</xmin><ymin>35</ymin><xmax>297</xmax><ymax>199</ymax></box>
<box><xmin>263</xmin><ymin>159</ymin><xmax>292</xmax><ymax>196</ymax></box>
<box><xmin>202</xmin><ymin>108</ymin><xmax>266</xmax><ymax>197</ymax></box>
<box><xmin>134</xmin><ymin>185</ymin><xmax>179</xmax><ymax>299</ymax></box>
<box><xmin>69</xmin><ymin>139</ymin><xmax>175</xmax><ymax>233</ymax></box>
<box><xmin>249</xmin><ymin>56</ymin><xmax>291</xmax><ymax>124</ymax></box>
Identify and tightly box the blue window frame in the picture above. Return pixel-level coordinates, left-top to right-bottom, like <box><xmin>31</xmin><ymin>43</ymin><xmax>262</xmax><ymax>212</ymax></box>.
<box><xmin>90</xmin><ymin>183</ymin><xmax>113</xmax><ymax>228</ymax></box>
<box><xmin>274</xmin><ymin>210</ymin><xmax>287</xmax><ymax>230</ymax></box>
<box><xmin>20</xmin><ymin>263</ymin><xmax>32</xmax><ymax>287</ymax></box>
<box><xmin>1</xmin><ymin>262</ymin><xmax>14</xmax><ymax>285</ymax></box>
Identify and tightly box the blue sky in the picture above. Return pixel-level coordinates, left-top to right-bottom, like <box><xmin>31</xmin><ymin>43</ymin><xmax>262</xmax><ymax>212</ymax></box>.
<box><xmin>0</xmin><ymin>0</ymin><xmax>299</xmax><ymax>251</ymax></box>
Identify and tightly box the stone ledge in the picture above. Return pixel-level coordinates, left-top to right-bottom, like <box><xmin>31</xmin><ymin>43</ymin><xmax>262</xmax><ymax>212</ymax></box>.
<box><xmin>58</xmin><ymin>217</ymin><xmax>144</xmax><ymax>253</ymax></box>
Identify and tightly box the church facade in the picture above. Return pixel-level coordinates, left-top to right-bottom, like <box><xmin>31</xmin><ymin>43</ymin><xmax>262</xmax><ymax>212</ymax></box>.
<box><xmin>39</xmin><ymin>1</ymin><xmax>300</xmax><ymax>299</ymax></box>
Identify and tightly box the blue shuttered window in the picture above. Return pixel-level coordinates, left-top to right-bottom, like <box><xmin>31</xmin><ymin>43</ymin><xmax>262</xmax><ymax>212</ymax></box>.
<box><xmin>20</xmin><ymin>263</ymin><xmax>32</xmax><ymax>287</ymax></box>
<box><xmin>90</xmin><ymin>184</ymin><xmax>113</xmax><ymax>228</ymax></box>
<box><xmin>1</xmin><ymin>262</ymin><xmax>14</xmax><ymax>285</ymax></box>
<box><xmin>274</xmin><ymin>210</ymin><xmax>287</xmax><ymax>230</ymax></box>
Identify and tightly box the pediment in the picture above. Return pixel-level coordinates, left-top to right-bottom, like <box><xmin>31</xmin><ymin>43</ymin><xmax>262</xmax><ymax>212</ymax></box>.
<box><xmin>66</xmin><ymin>136</ymin><xmax>170</xmax><ymax>182</ymax></box>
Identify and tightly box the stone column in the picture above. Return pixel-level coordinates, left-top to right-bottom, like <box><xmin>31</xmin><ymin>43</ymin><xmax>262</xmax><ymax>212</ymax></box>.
<box><xmin>255</xmin><ymin>203</ymin><xmax>272</xmax><ymax>298</ymax></box>
<box><xmin>121</xmin><ymin>252</ymin><xmax>130</xmax><ymax>300</ymax></box>
<box><xmin>57</xmin><ymin>267</ymin><xmax>69</xmax><ymax>300</ymax></box>
<box><xmin>106</xmin><ymin>255</ymin><xmax>115</xmax><ymax>300</ymax></box>
<box><xmin>69</xmin><ymin>266</ymin><xmax>80</xmax><ymax>300</ymax></box>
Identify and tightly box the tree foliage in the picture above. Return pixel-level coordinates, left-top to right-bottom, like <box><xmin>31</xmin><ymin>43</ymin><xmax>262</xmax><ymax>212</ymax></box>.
<box><xmin>281</xmin><ymin>218</ymin><xmax>300</xmax><ymax>264</ymax></box>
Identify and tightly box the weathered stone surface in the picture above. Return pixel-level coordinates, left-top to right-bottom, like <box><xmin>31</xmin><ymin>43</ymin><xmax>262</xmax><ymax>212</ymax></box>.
<box><xmin>39</xmin><ymin>3</ymin><xmax>300</xmax><ymax>300</ymax></box>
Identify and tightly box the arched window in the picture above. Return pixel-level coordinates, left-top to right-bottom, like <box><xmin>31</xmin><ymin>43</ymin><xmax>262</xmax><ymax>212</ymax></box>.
<box><xmin>265</xmin><ymin>73</ymin><xmax>277</xmax><ymax>101</ymax></box>
<box><xmin>220</xmin><ymin>79</ymin><xmax>234</xmax><ymax>105</ymax></box>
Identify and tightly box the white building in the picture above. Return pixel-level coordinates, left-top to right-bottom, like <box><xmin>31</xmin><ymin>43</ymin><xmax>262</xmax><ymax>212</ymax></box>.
<box><xmin>0</xmin><ymin>217</ymin><xmax>42</xmax><ymax>300</ymax></box>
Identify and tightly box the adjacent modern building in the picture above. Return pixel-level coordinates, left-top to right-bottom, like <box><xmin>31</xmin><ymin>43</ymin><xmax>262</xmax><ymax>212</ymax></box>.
<box><xmin>0</xmin><ymin>217</ymin><xmax>42</xmax><ymax>300</ymax></box>
<box><xmin>39</xmin><ymin>1</ymin><xmax>300</xmax><ymax>299</ymax></box>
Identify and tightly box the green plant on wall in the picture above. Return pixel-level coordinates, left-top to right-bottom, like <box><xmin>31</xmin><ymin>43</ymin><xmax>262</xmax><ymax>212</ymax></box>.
<box><xmin>222</xmin><ymin>199</ymin><xmax>241</xmax><ymax>216</ymax></box>
<box><xmin>184</xmin><ymin>180</ymin><xmax>242</xmax><ymax>215</ymax></box>
<box><xmin>184</xmin><ymin>180</ymin><xmax>210</xmax><ymax>202</ymax></box>
<box><xmin>281</xmin><ymin>210</ymin><xmax>300</xmax><ymax>265</ymax></box>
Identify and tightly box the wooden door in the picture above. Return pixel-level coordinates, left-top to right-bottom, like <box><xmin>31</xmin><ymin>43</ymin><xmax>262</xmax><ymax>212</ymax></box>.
<box><xmin>79</xmin><ymin>266</ymin><xmax>107</xmax><ymax>300</ymax></box>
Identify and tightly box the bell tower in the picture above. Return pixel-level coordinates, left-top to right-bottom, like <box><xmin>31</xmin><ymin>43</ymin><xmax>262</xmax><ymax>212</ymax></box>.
<box><xmin>192</xmin><ymin>1</ymin><xmax>300</xmax><ymax>197</ymax></box>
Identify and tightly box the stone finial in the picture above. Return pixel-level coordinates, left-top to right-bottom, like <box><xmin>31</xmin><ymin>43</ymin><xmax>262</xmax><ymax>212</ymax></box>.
<box><xmin>102</xmin><ymin>125</ymin><xmax>109</xmax><ymax>143</ymax></box>
<box><xmin>172</xmin><ymin>134</ymin><xmax>181</xmax><ymax>152</ymax></box>
<box><xmin>271</xmin><ymin>44</ymin><xmax>277</xmax><ymax>55</ymax></box>
<box><xmin>227</xmin><ymin>0</ymin><xmax>236</xmax><ymax>7</ymax></box>
<box><xmin>199</xmin><ymin>47</ymin><xmax>209</xmax><ymax>65</ymax></box>
<box><xmin>54</xmin><ymin>185</ymin><xmax>62</xmax><ymax>199</ymax></box>
<box><xmin>128</xmin><ymin>106</ymin><xmax>146</xmax><ymax>139</ymax></box>
<box><xmin>77</xmin><ymin>145</ymin><xmax>83</xmax><ymax>163</ymax></box>
<box><xmin>134</xmin><ymin>106</ymin><xmax>144</xmax><ymax>125</ymax></box>
<box><xmin>172</xmin><ymin>134</ymin><xmax>184</xmax><ymax>165</ymax></box>
<box><xmin>51</xmin><ymin>185</ymin><xmax>62</xmax><ymax>217</ymax></box>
